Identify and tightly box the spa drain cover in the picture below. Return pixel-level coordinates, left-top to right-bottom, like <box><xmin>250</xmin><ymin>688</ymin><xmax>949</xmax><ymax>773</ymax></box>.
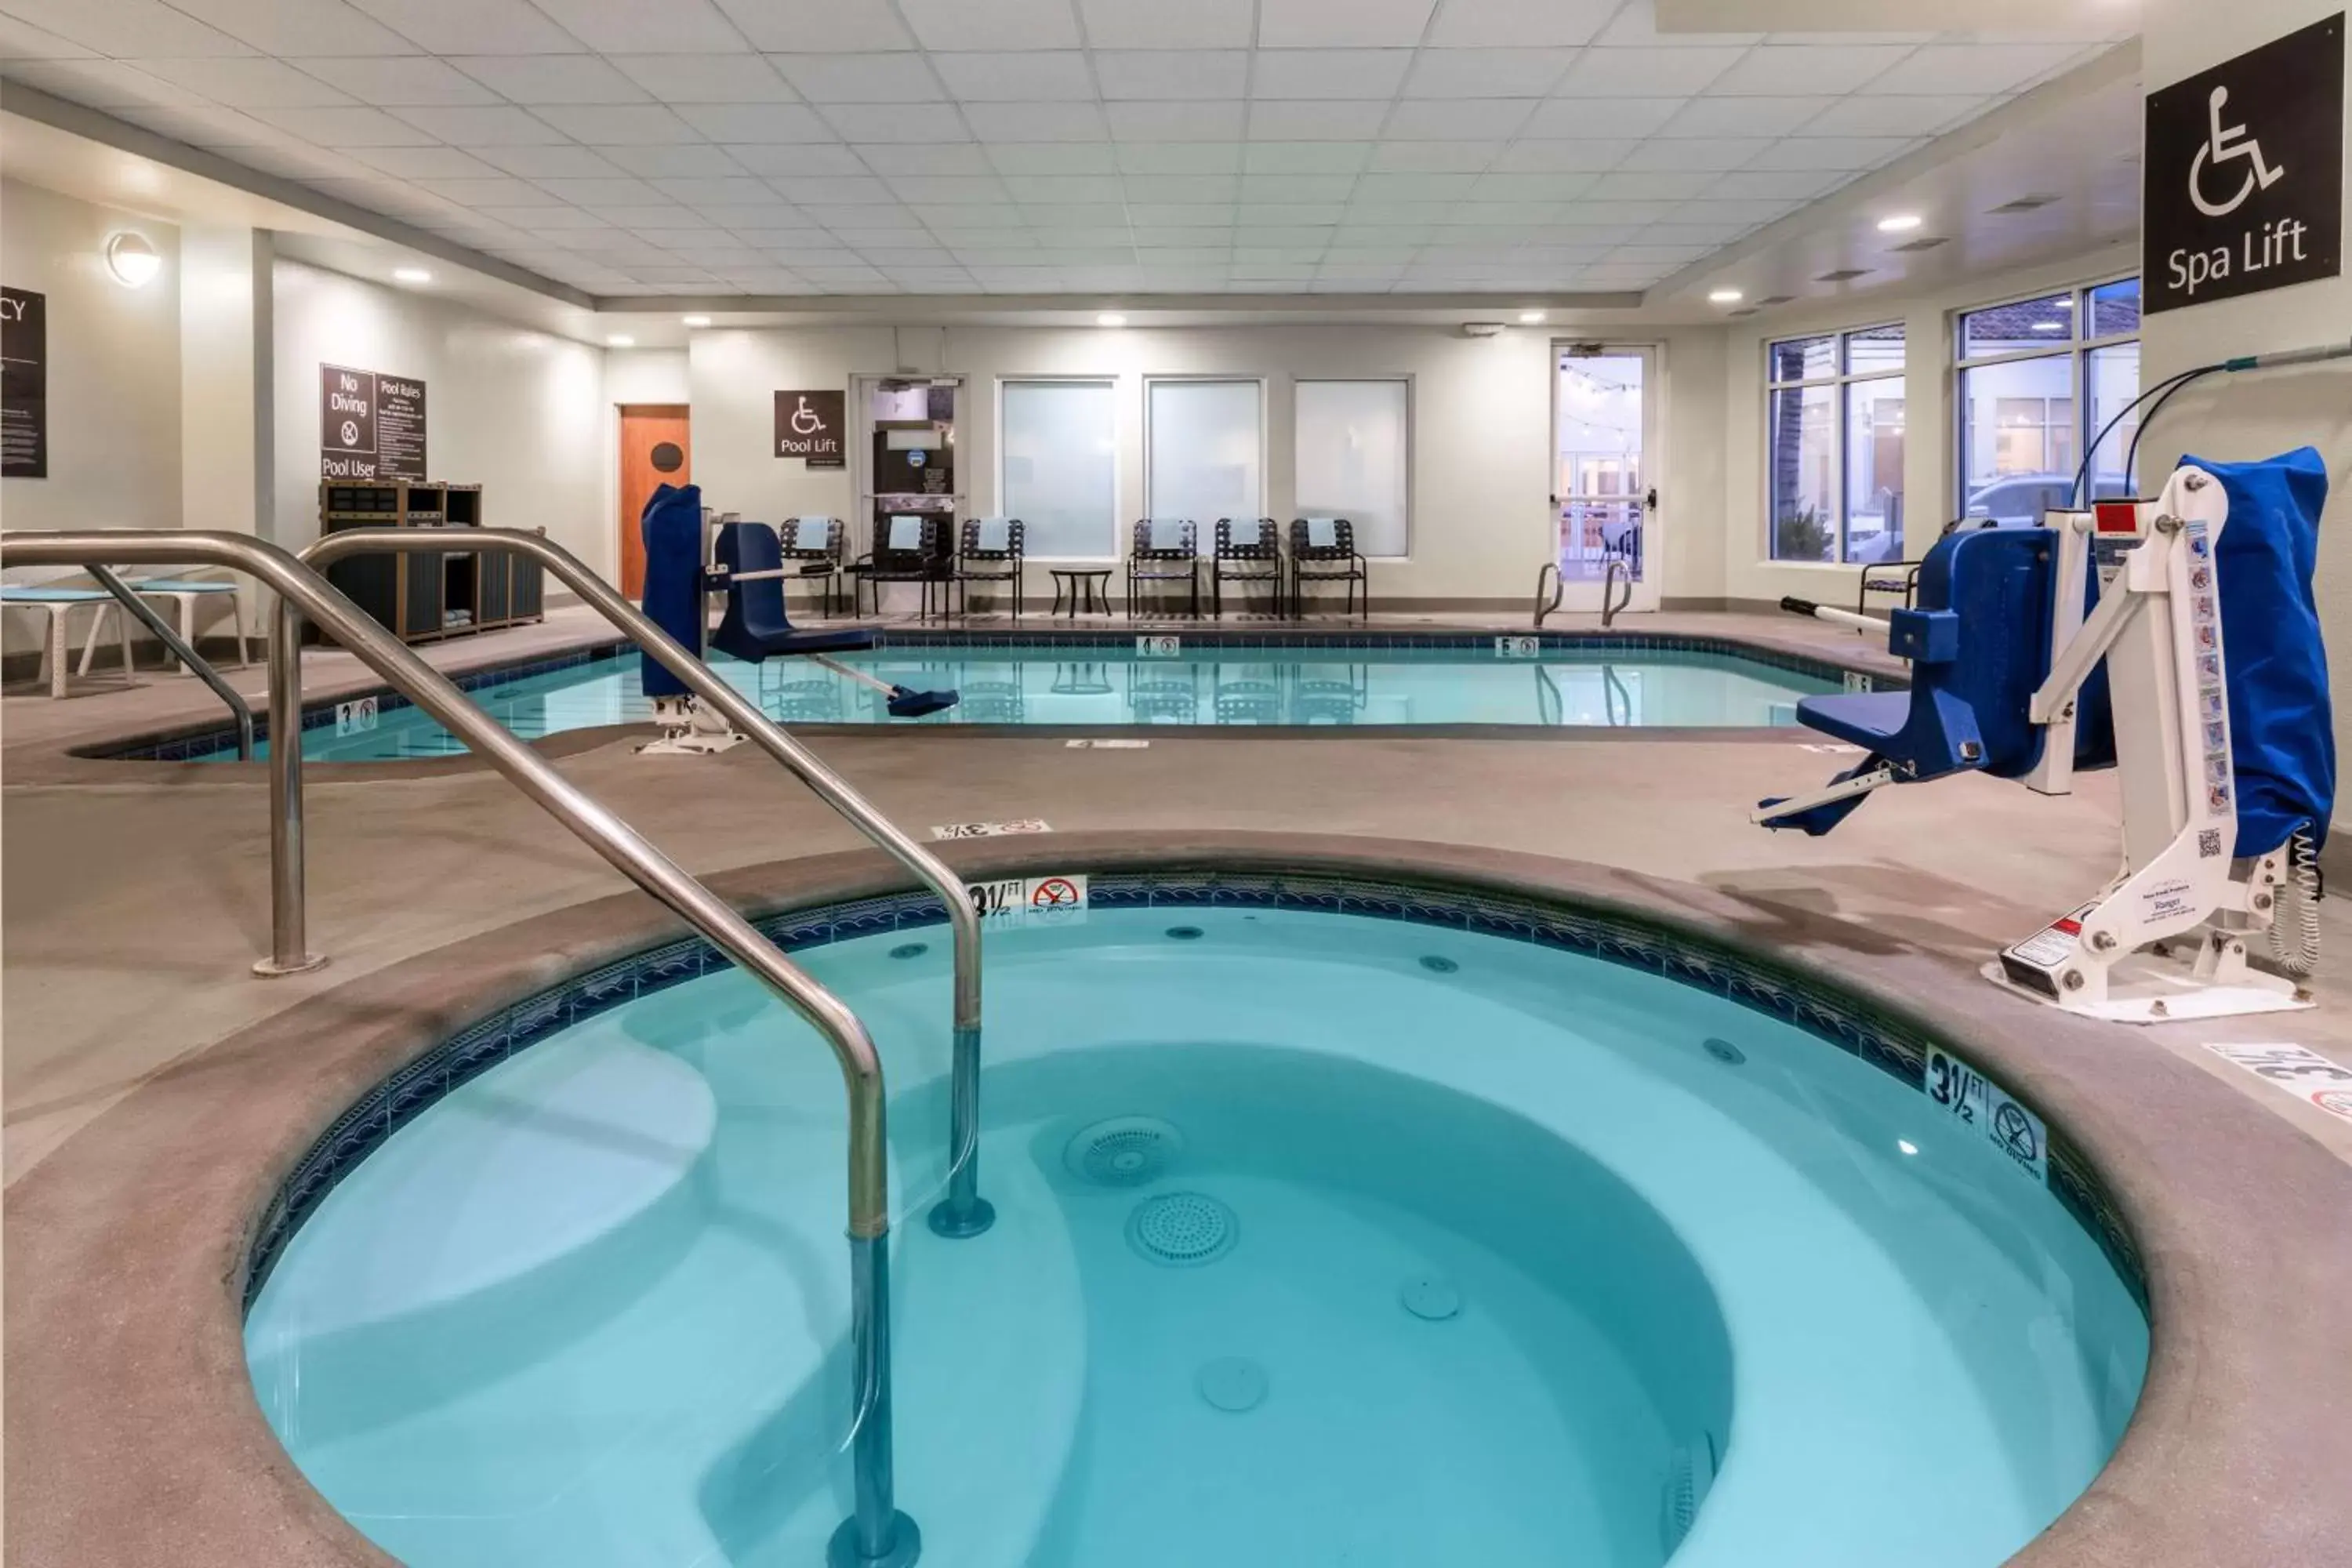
<box><xmin>1127</xmin><ymin>1191</ymin><xmax>1237</xmax><ymax>1267</ymax></box>
<box><xmin>1064</xmin><ymin>1116</ymin><xmax>1185</xmax><ymax>1186</ymax></box>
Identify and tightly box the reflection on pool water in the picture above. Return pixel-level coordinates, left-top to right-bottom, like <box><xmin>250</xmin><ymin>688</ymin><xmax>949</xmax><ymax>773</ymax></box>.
<box><xmin>246</xmin><ymin>904</ymin><xmax>2145</xmax><ymax>1568</ymax></box>
<box><xmin>192</xmin><ymin>642</ymin><xmax>1838</xmax><ymax>759</ymax></box>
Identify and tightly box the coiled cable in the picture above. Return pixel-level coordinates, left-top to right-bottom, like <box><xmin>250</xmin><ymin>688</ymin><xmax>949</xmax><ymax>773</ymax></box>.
<box><xmin>2267</xmin><ymin>824</ymin><xmax>2322</xmax><ymax>976</ymax></box>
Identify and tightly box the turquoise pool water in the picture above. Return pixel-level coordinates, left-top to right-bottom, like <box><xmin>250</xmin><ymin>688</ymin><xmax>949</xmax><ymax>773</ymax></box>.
<box><xmin>245</xmin><ymin>906</ymin><xmax>2145</xmax><ymax>1567</ymax></box>
<box><xmin>191</xmin><ymin>642</ymin><xmax>1837</xmax><ymax>760</ymax></box>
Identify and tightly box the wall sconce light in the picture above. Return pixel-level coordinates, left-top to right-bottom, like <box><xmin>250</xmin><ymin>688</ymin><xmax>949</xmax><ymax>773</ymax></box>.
<box><xmin>105</xmin><ymin>232</ymin><xmax>162</xmax><ymax>289</ymax></box>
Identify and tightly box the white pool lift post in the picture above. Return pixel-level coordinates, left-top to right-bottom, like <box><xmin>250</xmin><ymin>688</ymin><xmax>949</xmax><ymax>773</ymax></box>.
<box><xmin>1772</xmin><ymin>465</ymin><xmax>2314</xmax><ymax>1025</ymax></box>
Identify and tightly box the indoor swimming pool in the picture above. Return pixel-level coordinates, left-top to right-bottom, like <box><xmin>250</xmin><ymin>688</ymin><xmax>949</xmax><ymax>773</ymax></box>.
<box><xmin>148</xmin><ymin>637</ymin><xmax>1848</xmax><ymax>760</ymax></box>
<box><xmin>244</xmin><ymin>885</ymin><xmax>2146</xmax><ymax>1568</ymax></box>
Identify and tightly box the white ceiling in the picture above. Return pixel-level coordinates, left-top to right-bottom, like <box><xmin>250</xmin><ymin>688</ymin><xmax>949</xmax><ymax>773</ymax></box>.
<box><xmin>0</xmin><ymin>0</ymin><xmax>2134</xmax><ymax>300</ymax></box>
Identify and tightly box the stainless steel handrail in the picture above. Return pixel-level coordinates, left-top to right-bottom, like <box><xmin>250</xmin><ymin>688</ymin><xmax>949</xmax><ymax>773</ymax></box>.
<box><xmin>1531</xmin><ymin>561</ymin><xmax>1563</xmax><ymax>630</ymax></box>
<box><xmin>86</xmin><ymin>564</ymin><xmax>255</xmax><ymax>760</ymax></box>
<box><xmin>1601</xmin><ymin>558</ymin><xmax>1633</xmax><ymax>628</ymax></box>
<box><xmin>0</xmin><ymin>529</ymin><xmax>920</xmax><ymax>1567</ymax></box>
<box><xmin>299</xmin><ymin>527</ymin><xmax>995</xmax><ymax>1242</ymax></box>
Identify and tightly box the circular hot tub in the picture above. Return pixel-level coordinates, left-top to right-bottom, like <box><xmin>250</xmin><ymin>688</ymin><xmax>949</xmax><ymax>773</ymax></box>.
<box><xmin>243</xmin><ymin>875</ymin><xmax>2147</xmax><ymax>1568</ymax></box>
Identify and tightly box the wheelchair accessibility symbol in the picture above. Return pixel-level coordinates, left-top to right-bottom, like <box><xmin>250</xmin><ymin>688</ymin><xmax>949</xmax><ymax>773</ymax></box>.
<box><xmin>2190</xmin><ymin>85</ymin><xmax>2287</xmax><ymax>217</ymax></box>
<box><xmin>788</xmin><ymin>397</ymin><xmax>823</xmax><ymax>437</ymax></box>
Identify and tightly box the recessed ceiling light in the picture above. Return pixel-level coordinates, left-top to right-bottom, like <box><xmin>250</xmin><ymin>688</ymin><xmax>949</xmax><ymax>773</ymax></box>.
<box><xmin>607</xmin><ymin>334</ymin><xmax>636</xmax><ymax>347</ymax></box>
<box><xmin>1518</xmin><ymin>309</ymin><xmax>1546</xmax><ymax>324</ymax></box>
<box><xmin>103</xmin><ymin>232</ymin><xmax>161</xmax><ymax>289</ymax></box>
<box><xmin>392</xmin><ymin>267</ymin><xmax>433</xmax><ymax>284</ymax></box>
<box><xmin>681</xmin><ymin>314</ymin><xmax>711</xmax><ymax>327</ymax></box>
<box><xmin>1707</xmin><ymin>288</ymin><xmax>1743</xmax><ymax>304</ymax></box>
<box><xmin>1096</xmin><ymin>312</ymin><xmax>1127</xmax><ymax>327</ymax></box>
<box><xmin>1875</xmin><ymin>214</ymin><xmax>1923</xmax><ymax>233</ymax></box>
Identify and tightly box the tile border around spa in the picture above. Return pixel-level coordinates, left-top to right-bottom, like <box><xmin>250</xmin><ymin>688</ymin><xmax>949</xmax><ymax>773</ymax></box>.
<box><xmin>241</xmin><ymin>865</ymin><xmax>2145</xmax><ymax>1323</ymax></box>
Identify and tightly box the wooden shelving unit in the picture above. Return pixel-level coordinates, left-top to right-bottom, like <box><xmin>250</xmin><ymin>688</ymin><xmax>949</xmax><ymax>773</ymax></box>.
<box><xmin>317</xmin><ymin>481</ymin><xmax>543</xmax><ymax>645</ymax></box>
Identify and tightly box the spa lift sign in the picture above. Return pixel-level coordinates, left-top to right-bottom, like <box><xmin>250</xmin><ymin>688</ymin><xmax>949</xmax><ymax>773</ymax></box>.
<box><xmin>2143</xmin><ymin>13</ymin><xmax>2344</xmax><ymax>314</ymax></box>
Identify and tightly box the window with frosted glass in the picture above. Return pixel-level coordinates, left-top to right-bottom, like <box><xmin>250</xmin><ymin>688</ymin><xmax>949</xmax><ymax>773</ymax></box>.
<box><xmin>1294</xmin><ymin>379</ymin><xmax>1409</xmax><ymax>557</ymax></box>
<box><xmin>1000</xmin><ymin>379</ymin><xmax>1116</xmax><ymax>558</ymax></box>
<box><xmin>1145</xmin><ymin>380</ymin><xmax>1262</xmax><ymax>529</ymax></box>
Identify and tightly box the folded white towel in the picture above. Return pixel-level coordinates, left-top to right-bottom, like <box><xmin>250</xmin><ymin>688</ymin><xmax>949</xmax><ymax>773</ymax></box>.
<box><xmin>1307</xmin><ymin>517</ymin><xmax>1339</xmax><ymax>548</ymax></box>
<box><xmin>1228</xmin><ymin>517</ymin><xmax>1263</xmax><ymax>547</ymax></box>
<box><xmin>976</xmin><ymin>517</ymin><xmax>1011</xmax><ymax>553</ymax></box>
<box><xmin>888</xmin><ymin>515</ymin><xmax>925</xmax><ymax>550</ymax></box>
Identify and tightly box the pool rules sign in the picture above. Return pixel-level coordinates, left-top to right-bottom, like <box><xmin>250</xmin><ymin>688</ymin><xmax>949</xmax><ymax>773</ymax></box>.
<box><xmin>2144</xmin><ymin>13</ymin><xmax>2344</xmax><ymax>314</ymax></box>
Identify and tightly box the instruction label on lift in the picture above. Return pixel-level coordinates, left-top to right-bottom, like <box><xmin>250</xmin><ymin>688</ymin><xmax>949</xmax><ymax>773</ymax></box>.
<box><xmin>1926</xmin><ymin>1044</ymin><xmax>2049</xmax><ymax>1182</ymax></box>
<box><xmin>1494</xmin><ymin>636</ymin><xmax>1541</xmax><ymax>659</ymax></box>
<box><xmin>1136</xmin><ymin>636</ymin><xmax>1181</xmax><ymax>658</ymax></box>
<box><xmin>964</xmin><ymin>873</ymin><xmax>1089</xmax><ymax>924</ymax></box>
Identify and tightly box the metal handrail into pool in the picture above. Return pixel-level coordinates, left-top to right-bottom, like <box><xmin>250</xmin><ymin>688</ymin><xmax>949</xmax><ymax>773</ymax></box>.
<box><xmin>0</xmin><ymin>528</ymin><xmax>920</xmax><ymax>1568</ymax></box>
<box><xmin>299</xmin><ymin>526</ymin><xmax>994</xmax><ymax>1245</ymax></box>
<box><xmin>86</xmin><ymin>564</ymin><xmax>255</xmax><ymax>760</ymax></box>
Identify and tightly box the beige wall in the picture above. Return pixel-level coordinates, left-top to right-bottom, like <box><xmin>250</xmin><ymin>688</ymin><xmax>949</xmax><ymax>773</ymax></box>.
<box><xmin>270</xmin><ymin>260</ymin><xmax>608</xmax><ymax>574</ymax></box>
<box><xmin>2137</xmin><ymin>0</ymin><xmax>2352</xmax><ymax>789</ymax></box>
<box><xmin>688</xmin><ymin>321</ymin><xmax>1728</xmax><ymax>608</ymax></box>
<box><xmin>0</xmin><ymin>179</ymin><xmax>182</xmax><ymax>538</ymax></box>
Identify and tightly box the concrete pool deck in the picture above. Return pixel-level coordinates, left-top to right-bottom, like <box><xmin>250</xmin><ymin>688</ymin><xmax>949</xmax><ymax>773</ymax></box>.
<box><xmin>5</xmin><ymin>609</ymin><xmax>2352</xmax><ymax>1565</ymax></box>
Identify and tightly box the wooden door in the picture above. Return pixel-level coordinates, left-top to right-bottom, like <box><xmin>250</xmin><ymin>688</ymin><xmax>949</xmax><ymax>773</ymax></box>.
<box><xmin>618</xmin><ymin>404</ymin><xmax>691</xmax><ymax>598</ymax></box>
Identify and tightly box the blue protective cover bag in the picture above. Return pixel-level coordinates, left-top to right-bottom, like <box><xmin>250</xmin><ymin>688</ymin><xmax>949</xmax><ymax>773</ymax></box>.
<box><xmin>2183</xmin><ymin>448</ymin><xmax>2333</xmax><ymax>855</ymax></box>
<box><xmin>639</xmin><ymin>481</ymin><xmax>703</xmax><ymax>699</ymax></box>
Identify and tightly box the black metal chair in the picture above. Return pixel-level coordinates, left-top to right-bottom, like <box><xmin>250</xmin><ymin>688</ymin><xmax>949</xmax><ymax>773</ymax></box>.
<box><xmin>1287</xmin><ymin>517</ymin><xmax>1368</xmax><ymax>621</ymax></box>
<box><xmin>1127</xmin><ymin>517</ymin><xmax>1200</xmax><ymax>620</ymax></box>
<box><xmin>851</xmin><ymin>514</ymin><xmax>954</xmax><ymax>621</ymax></box>
<box><xmin>956</xmin><ymin>516</ymin><xmax>1025</xmax><ymax>622</ymax></box>
<box><xmin>777</xmin><ymin>515</ymin><xmax>846</xmax><ymax>616</ymax></box>
<box><xmin>1210</xmin><ymin>517</ymin><xmax>1282</xmax><ymax>619</ymax></box>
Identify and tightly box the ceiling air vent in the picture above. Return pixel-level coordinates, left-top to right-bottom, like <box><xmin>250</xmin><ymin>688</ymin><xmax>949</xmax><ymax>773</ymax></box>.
<box><xmin>1891</xmin><ymin>236</ymin><xmax>1949</xmax><ymax>252</ymax></box>
<box><xmin>1989</xmin><ymin>194</ymin><xmax>2059</xmax><ymax>214</ymax></box>
<box><xmin>1815</xmin><ymin>267</ymin><xmax>1869</xmax><ymax>283</ymax></box>
<box><xmin>1726</xmin><ymin>307</ymin><xmax>1759</xmax><ymax>318</ymax></box>
<box><xmin>1755</xmin><ymin>295</ymin><xmax>1795</xmax><ymax>307</ymax></box>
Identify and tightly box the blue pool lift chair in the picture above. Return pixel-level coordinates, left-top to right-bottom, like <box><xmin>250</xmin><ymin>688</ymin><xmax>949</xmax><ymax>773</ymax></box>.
<box><xmin>710</xmin><ymin>521</ymin><xmax>957</xmax><ymax>718</ymax></box>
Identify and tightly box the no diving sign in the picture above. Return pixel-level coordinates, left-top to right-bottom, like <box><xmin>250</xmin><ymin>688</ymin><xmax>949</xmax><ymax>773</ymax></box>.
<box><xmin>965</xmin><ymin>873</ymin><xmax>1089</xmax><ymax>922</ymax></box>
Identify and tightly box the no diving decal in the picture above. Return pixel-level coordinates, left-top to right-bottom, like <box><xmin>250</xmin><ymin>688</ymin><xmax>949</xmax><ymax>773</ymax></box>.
<box><xmin>2144</xmin><ymin>13</ymin><xmax>2344</xmax><ymax>313</ymax></box>
<box><xmin>964</xmin><ymin>873</ymin><xmax>1090</xmax><ymax>923</ymax></box>
<box><xmin>1926</xmin><ymin>1045</ymin><xmax>2049</xmax><ymax>1182</ymax></box>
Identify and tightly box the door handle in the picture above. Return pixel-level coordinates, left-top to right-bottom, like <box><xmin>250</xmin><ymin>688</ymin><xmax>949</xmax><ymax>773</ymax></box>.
<box><xmin>1644</xmin><ymin>488</ymin><xmax>1658</xmax><ymax>511</ymax></box>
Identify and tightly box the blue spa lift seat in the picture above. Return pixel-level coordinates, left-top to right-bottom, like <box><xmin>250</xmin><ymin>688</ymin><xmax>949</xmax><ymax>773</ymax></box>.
<box><xmin>1760</xmin><ymin>526</ymin><xmax>2112</xmax><ymax>835</ymax></box>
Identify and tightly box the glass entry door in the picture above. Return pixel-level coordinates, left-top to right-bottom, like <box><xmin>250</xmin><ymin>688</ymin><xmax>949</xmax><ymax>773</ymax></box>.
<box><xmin>1552</xmin><ymin>347</ymin><xmax>1658</xmax><ymax>613</ymax></box>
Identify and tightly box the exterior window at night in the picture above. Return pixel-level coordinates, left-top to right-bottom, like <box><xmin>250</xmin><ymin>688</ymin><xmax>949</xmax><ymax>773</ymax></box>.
<box><xmin>1765</xmin><ymin>323</ymin><xmax>1906</xmax><ymax>564</ymax></box>
<box><xmin>1955</xmin><ymin>278</ymin><xmax>2141</xmax><ymax>525</ymax></box>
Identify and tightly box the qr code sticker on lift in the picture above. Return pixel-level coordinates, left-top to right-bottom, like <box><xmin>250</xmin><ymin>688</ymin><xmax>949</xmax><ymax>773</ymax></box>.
<box><xmin>2198</xmin><ymin>829</ymin><xmax>2223</xmax><ymax>858</ymax></box>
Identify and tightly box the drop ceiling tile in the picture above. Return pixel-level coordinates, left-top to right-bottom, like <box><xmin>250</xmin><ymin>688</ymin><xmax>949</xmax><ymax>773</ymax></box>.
<box><xmin>898</xmin><ymin>0</ymin><xmax>1081</xmax><ymax>50</ymax></box>
<box><xmin>963</xmin><ymin>101</ymin><xmax>1106</xmax><ymax>140</ymax></box>
<box><xmin>1239</xmin><ymin>172</ymin><xmax>1355</xmax><ymax>201</ymax></box>
<box><xmin>1227</xmin><ymin>263</ymin><xmax>1318</xmax><ymax>281</ymax></box>
<box><xmin>712</xmin><ymin>0</ymin><xmax>910</xmax><ymax>49</ymax></box>
<box><xmin>1120</xmin><ymin>173</ymin><xmax>1239</xmax><ymax>201</ymax></box>
<box><xmin>778</xmin><ymin>177</ymin><xmax>901</xmax><ymax>204</ymax></box>
<box><xmin>1708</xmin><ymin>43</ymin><xmax>1915</xmax><ymax>96</ymax></box>
<box><xmin>1105</xmin><ymin>100</ymin><xmax>1247</xmax><ymax>140</ymax></box>
<box><xmin>343</xmin><ymin>143</ymin><xmax>509</xmax><ymax>178</ymax></box>
<box><xmin>124</xmin><ymin>56</ymin><xmax>354</xmax><ymax>107</ymax></box>
<box><xmin>1635</xmin><ymin>217</ymin><xmax>1754</xmax><ymax>245</ymax></box>
<box><xmin>1092</xmin><ymin>51</ymin><xmax>1247</xmax><ymax>101</ymax></box>
<box><xmin>1239</xmin><ymin>202</ymin><xmax>1346</xmax><ymax>226</ymax></box>
<box><xmin>663</xmin><ymin>176</ymin><xmax>783</xmax><ymax>205</ymax></box>
<box><xmin>1742</xmin><ymin>135</ymin><xmax>1917</xmax><ymax>171</ymax></box>
<box><xmin>1401</xmin><ymin>47</ymin><xmax>1576</xmax><ymax>98</ymax></box>
<box><xmin>1800</xmin><ymin>94</ymin><xmax>1987</xmax><ymax>137</ymax></box>
<box><xmin>597</xmin><ymin>143</ymin><xmax>749</xmax><ymax>176</ymax></box>
<box><xmin>1486</xmin><ymin>138</ymin><xmax>1635</xmax><ymax>172</ymax></box>
<box><xmin>771</xmin><ymin>53</ymin><xmax>942</xmax><ymax>103</ymax></box>
<box><xmin>0</xmin><ymin>16</ymin><xmax>94</xmax><ymax>57</ymax></box>
<box><xmin>1613</xmin><ymin>136</ymin><xmax>1756</xmax><ymax>172</ymax></box>
<box><xmin>292</xmin><ymin>56</ymin><xmax>500</xmax><ymax>107</ymax></box>
<box><xmin>467</xmin><ymin>56</ymin><xmax>659</xmax><ymax>107</ymax></box>
<box><xmin>1339</xmin><ymin>201</ymin><xmax>1451</xmax><ymax>223</ymax></box>
<box><xmin>1243</xmin><ymin>100</ymin><xmax>1388</xmax><ymax>140</ymax></box>
<box><xmin>987</xmin><ymin>141</ymin><xmax>1120</xmax><ymax>172</ymax></box>
<box><xmin>473</xmin><ymin>143</ymin><xmax>632</xmax><ymax>177</ymax></box>
<box><xmin>593</xmin><ymin>206</ymin><xmax>712</xmax><ymax>230</ymax></box>
<box><xmin>1332</xmin><ymin>224</ymin><xmax>1433</xmax><ymax>245</ymax></box>
<box><xmin>887</xmin><ymin>174</ymin><xmax>1008</xmax><ymax>202</ymax></box>
<box><xmin>723</xmin><ymin>143</ymin><xmax>870</xmax><ymax>174</ymax></box>
<box><xmin>1251</xmin><ymin>49</ymin><xmax>1412</xmax><ymax>100</ymax></box>
<box><xmin>1380</xmin><ymin>99</ymin><xmax>1537</xmax><ymax>140</ymax></box>
<box><xmin>855</xmin><ymin>141</ymin><xmax>989</xmax><ymax>174</ymax></box>
<box><xmin>1657</xmin><ymin>94</ymin><xmax>1830</xmax><ymax>138</ymax></box>
<box><xmin>931</xmin><ymin>52</ymin><xmax>1094</xmax><ymax>103</ymax></box>
<box><xmin>1242</xmin><ymin>141</ymin><xmax>1369</xmax><ymax>174</ymax></box>
<box><xmin>1258</xmin><ymin>0</ymin><xmax>1436</xmax><ymax>48</ymax></box>
<box><xmin>0</xmin><ymin>0</ymin><xmax>256</xmax><ymax>56</ymax></box>
<box><xmin>815</xmin><ymin>103</ymin><xmax>970</xmax><ymax>141</ymax></box>
<box><xmin>528</xmin><ymin>0</ymin><xmax>745</xmax><ymax>53</ymax></box>
<box><xmin>1116</xmin><ymin>140</ymin><xmax>1243</xmax><ymax>172</ymax></box>
<box><xmin>477</xmin><ymin>203</ymin><xmax>613</xmax><ymax>229</ymax></box>
<box><xmin>1076</xmin><ymin>0</ymin><xmax>1253</xmax><ymax>49</ymax></box>
<box><xmin>528</xmin><ymin>176</ymin><xmax>667</xmax><ymax>204</ymax></box>
<box><xmin>1466</xmin><ymin>171</ymin><xmax>1597</xmax><ymax>199</ymax></box>
<box><xmin>1428</xmin><ymin>0</ymin><xmax>1621</xmax><ymax>49</ymax></box>
<box><xmin>1862</xmin><ymin>42</ymin><xmax>2089</xmax><ymax>96</ymax></box>
<box><xmin>1133</xmin><ymin>226</ymin><xmax>1232</xmax><ymax>245</ymax></box>
<box><xmin>1</xmin><ymin>56</ymin><xmax>190</xmax><ymax>107</ymax></box>
<box><xmin>1125</xmin><ymin>201</ymin><xmax>1240</xmax><ymax>224</ymax></box>
<box><xmin>858</xmin><ymin>245</ymin><xmax>949</xmax><ymax>263</ymax></box>
<box><xmin>392</xmin><ymin>104</ymin><xmax>571</xmax><ymax>143</ymax></box>
<box><xmin>361</xmin><ymin>0</ymin><xmax>586</xmax><ymax>54</ymax></box>
<box><xmin>1130</xmin><ymin>246</ymin><xmax>1228</xmax><ymax>265</ymax></box>
<box><xmin>1003</xmin><ymin>173</ymin><xmax>1125</xmax><ymax>201</ymax></box>
<box><xmin>412</xmin><ymin>176</ymin><xmax>568</xmax><ymax>206</ymax></box>
<box><xmin>1555</xmin><ymin>45</ymin><xmax>1742</xmax><ymax>98</ymax></box>
<box><xmin>1369</xmin><ymin>140</ymin><xmax>1503</xmax><ymax>172</ymax></box>
<box><xmin>249</xmin><ymin>104</ymin><xmax>440</xmax><ymax>145</ymax></box>
<box><xmin>1352</xmin><ymin>171</ymin><xmax>1467</xmax><ymax>201</ymax></box>
<box><xmin>533</xmin><ymin>103</ymin><xmax>700</xmax><ymax>143</ymax></box>
<box><xmin>600</xmin><ymin>53</ymin><xmax>795</xmax><ymax>103</ymax></box>
<box><xmin>1544</xmin><ymin>199</ymin><xmax>1675</xmax><ymax>225</ymax></box>
<box><xmin>1703</xmin><ymin>167</ymin><xmax>1845</xmax><ymax>201</ymax></box>
<box><xmin>677</xmin><ymin>103</ymin><xmax>834</xmax><ymax>140</ymax></box>
<box><xmin>1664</xmin><ymin>196</ymin><xmax>1795</xmax><ymax>225</ymax></box>
<box><xmin>1520</xmin><ymin>96</ymin><xmax>1684</xmax><ymax>138</ymax></box>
